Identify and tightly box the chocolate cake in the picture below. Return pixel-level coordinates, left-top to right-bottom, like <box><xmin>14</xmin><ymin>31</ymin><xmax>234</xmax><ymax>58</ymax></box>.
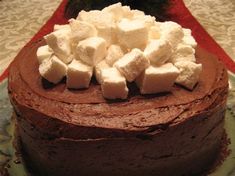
<box><xmin>8</xmin><ymin>38</ymin><xmax>228</xmax><ymax>176</ymax></box>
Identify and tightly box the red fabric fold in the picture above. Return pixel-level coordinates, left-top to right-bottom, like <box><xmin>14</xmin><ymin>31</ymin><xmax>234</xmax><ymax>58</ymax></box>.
<box><xmin>0</xmin><ymin>0</ymin><xmax>234</xmax><ymax>82</ymax></box>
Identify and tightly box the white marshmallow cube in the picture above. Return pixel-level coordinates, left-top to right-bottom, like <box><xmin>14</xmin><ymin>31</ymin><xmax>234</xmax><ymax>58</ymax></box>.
<box><xmin>170</xmin><ymin>54</ymin><xmax>196</xmax><ymax>64</ymax></box>
<box><xmin>100</xmin><ymin>67</ymin><xmax>128</xmax><ymax>99</ymax></box>
<box><xmin>144</xmin><ymin>39</ymin><xmax>172</xmax><ymax>65</ymax></box>
<box><xmin>104</xmin><ymin>5</ymin><xmax>133</xmax><ymax>20</ymax></box>
<box><xmin>133</xmin><ymin>14</ymin><xmax>156</xmax><ymax>29</ymax></box>
<box><xmin>117</xmin><ymin>19</ymin><xmax>148</xmax><ymax>49</ymax></box>
<box><xmin>149</xmin><ymin>23</ymin><xmax>161</xmax><ymax>40</ymax></box>
<box><xmin>136</xmin><ymin>63</ymin><xmax>179</xmax><ymax>94</ymax></box>
<box><xmin>77</xmin><ymin>10</ymin><xmax>116</xmax><ymax>45</ymax></box>
<box><xmin>176</xmin><ymin>43</ymin><xmax>195</xmax><ymax>56</ymax></box>
<box><xmin>69</xmin><ymin>19</ymin><xmax>97</xmax><ymax>51</ymax></box>
<box><xmin>36</xmin><ymin>45</ymin><xmax>53</xmax><ymax>64</ymax></box>
<box><xmin>131</xmin><ymin>9</ymin><xmax>145</xmax><ymax>18</ymax></box>
<box><xmin>69</xmin><ymin>19</ymin><xmax>97</xmax><ymax>41</ymax></box>
<box><xmin>97</xmin><ymin>26</ymin><xmax>117</xmax><ymax>46</ymax></box>
<box><xmin>160</xmin><ymin>21</ymin><xmax>184</xmax><ymax>48</ymax></box>
<box><xmin>174</xmin><ymin>61</ymin><xmax>202</xmax><ymax>90</ymax></box>
<box><xmin>53</xmin><ymin>24</ymin><xmax>70</xmax><ymax>31</ymax></box>
<box><xmin>102</xmin><ymin>3</ymin><xmax>124</xmax><ymax>22</ymax></box>
<box><xmin>182</xmin><ymin>28</ymin><xmax>197</xmax><ymax>48</ymax></box>
<box><xmin>183</xmin><ymin>28</ymin><xmax>191</xmax><ymax>36</ymax></box>
<box><xmin>67</xmin><ymin>59</ymin><xmax>93</xmax><ymax>89</ymax></box>
<box><xmin>39</xmin><ymin>55</ymin><xmax>67</xmax><ymax>84</ymax></box>
<box><xmin>77</xmin><ymin>10</ymin><xmax>114</xmax><ymax>28</ymax></box>
<box><xmin>75</xmin><ymin>37</ymin><xmax>107</xmax><ymax>66</ymax></box>
<box><xmin>95</xmin><ymin>60</ymin><xmax>110</xmax><ymax>84</ymax></box>
<box><xmin>105</xmin><ymin>44</ymin><xmax>124</xmax><ymax>66</ymax></box>
<box><xmin>44</xmin><ymin>28</ymin><xmax>72</xmax><ymax>64</ymax></box>
<box><xmin>114</xmin><ymin>48</ymin><xmax>149</xmax><ymax>82</ymax></box>
<box><xmin>169</xmin><ymin>44</ymin><xmax>196</xmax><ymax>64</ymax></box>
<box><xmin>121</xmin><ymin>6</ymin><xmax>133</xmax><ymax>19</ymax></box>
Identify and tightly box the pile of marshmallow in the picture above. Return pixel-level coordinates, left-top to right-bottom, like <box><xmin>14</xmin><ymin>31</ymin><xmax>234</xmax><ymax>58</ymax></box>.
<box><xmin>37</xmin><ymin>3</ymin><xmax>202</xmax><ymax>99</ymax></box>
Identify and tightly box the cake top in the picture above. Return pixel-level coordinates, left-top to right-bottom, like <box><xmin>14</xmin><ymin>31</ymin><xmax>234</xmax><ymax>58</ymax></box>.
<box><xmin>37</xmin><ymin>3</ymin><xmax>202</xmax><ymax>100</ymax></box>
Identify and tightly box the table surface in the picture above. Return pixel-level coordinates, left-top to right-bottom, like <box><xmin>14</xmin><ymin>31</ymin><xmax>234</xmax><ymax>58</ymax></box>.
<box><xmin>0</xmin><ymin>0</ymin><xmax>235</xmax><ymax>175</ymax></box>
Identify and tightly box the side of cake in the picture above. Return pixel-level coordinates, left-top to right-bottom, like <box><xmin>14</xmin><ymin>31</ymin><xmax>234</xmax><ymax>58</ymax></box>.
<box><xmin>9</xmin><ymin>42</ymin><xmax>228</xmax><ymax>176</ymax></box>
<box><xmin>8</xmin><ymin>3</ymin><xmax>229</xmax><ymax>176</ymax></box>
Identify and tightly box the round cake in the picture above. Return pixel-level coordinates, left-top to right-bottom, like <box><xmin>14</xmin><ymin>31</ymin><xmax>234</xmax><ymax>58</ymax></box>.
<box><xmin>8</xmin><ymin>38</ymin><xmax>228</xmax><ymax>176</ymax></box>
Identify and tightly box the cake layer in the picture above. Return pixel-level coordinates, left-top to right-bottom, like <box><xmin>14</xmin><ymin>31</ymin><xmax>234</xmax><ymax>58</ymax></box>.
<box><xmin>8</xmin><ymin>39</ymin><xmax>228</xmax><ymax>176</ymax></box>
<box><xmin>17</xmin><ymin>112</ymin><xmax>225</xmax><ymax>176</ymax></box>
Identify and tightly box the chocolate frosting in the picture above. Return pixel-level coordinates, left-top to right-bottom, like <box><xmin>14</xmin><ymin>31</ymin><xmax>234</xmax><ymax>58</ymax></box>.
<box><xmin>8</xmin><ymin>39</ymin><xmax>229</xmax><ymax>176</ymax></box>
<box><xmin>8</xmin><ymin>39</ymin><xmax>228</xmax><ymax>139</ymax></box>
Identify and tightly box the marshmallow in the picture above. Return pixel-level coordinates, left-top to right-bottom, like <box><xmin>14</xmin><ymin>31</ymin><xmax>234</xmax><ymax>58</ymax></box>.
<box><xmin>39</xmin><ymin>55</ymin><xmax>67</xmax><ymax>84</ymax></box>
<box><xmin>117</xmin><ymin>19</ymin><xmax>148</xmax><ymax>49</ymax></box>
<box><xmin>53</xmin><ymin>24</ymin><xmax>70</xmax><ymax>31</ymax></box>
<box><xmin>75</xmin><ymin>37</ymin><xmax>107</xmax><ymax>66</ymax></box>
<box><xmin>170</xmin><ymin>54</ymin><xmax>196</xmax><ymax>64</ymax></box>
<box><xmin>133</xmin><ymin>14</ymin><xmax>156</xmax><ymax>29</ymax></box>
<box><xmin>176</xmin><ymin>43</ymin><xmax>195</xmax><ymax>55</ymax></box>
<box><xmin>149</xmin><ymin>23</ymin><xmax>161</xmax><ymax>40</ymax></box>
<box><xmin>105</xmin><ymin>44</ymin><xmax>124</xmax><ymax>66</ymax></box>
<box><xmin>102</xmin><ymin>3</ymin><xmax>124</xmax><ymax>22</ymax></box>
<box><xmin>122</xmin><ymin>6</ymin><xmax>133</xmax><ymax>19</ymax></box>
<box><xmin>67</xmin><ymin>59</ymin><xmax>93</xmax><ymax>89</ymax></box>
<box><xmin>144</xmin><ymin>39</ymin><xmax>172</xmax><ymax>65</ymax></box>
<box><xmin>69</xmin><ymin>19</ymin><xmax>97</xmax><ymax>51</ymax></box>
<box><xmin>160</xmin><ymin>21</ymin><xmax>184</xmax><ymax>48</ymax></box>
<box><xmin>36</xmin><ymin>45</ymin><xmax>53</xmax><ymax>64</ymax></box>
<box><xmin>77</xmin><ymin>10</ymin><xmax>116</xmax><ymax>45</ymax></box>
<box><xmin>183</xmin><ymin>28</ymin><xmax>191</xmax><ymax>36</ymax></box>
<box><xmin>95</xmin><ymin>60</ymin><xmax>111</xmax><ymax>84</ymax></box>
<box><xmin>114</xmin><ymin>48</ymin><xmax>149</xmax><ymax>82</ymax></box>
<box><xmin>38</xmin><ymin>3</ymin><xmax>201</xmax><ymax>99</ymax></box>
<box><xmin>136</xmin><ymin>63</ymin><xmax>179</xmax><ymax>94</ymax></box>
<box><xmin>77</xmin><ymin>10</ymin><xmax>114</xmax><ymax>27</ymax></box>
<box><xmin>174</xmin><ymin>61</ymin><xmax>202</xmax><ymax>90</ymax></box>
<box><xmin>169</xmin><ymin>44</ymin><xmax>196</xmax><ymax>64</ymax></box>
<box><xmin>44</xmin><ymin>28</ymin><xmax>72</xmax><ymax>64</ymax></box>
<box><xmin>102</xmin><ymin>3</ymin><xmax>136</xmax><ymax>22</ymax></box>
<box><xmin>131</xmin><ymin>9</ymin><xmax>145</xmax><ymax>18</ymax></box>
<box><xmin>100</xmin><ymin>67</ymin><xmax>128</xmax><ymax>99</ymax></box>
<box><xmin>182</xmin><ymin>28</ymin><xmax>197</xmax><ymax>48</ymax></box>
<box><xmin>97</xmin><ymin>26</ymin><xmax>117</xmax><ymax>46</ymax></box>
